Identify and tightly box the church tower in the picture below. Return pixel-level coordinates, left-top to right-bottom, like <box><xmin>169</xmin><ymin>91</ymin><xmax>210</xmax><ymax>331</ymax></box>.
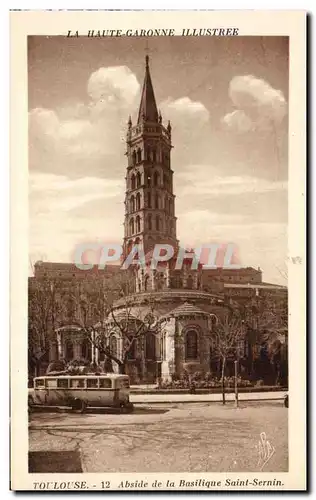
<box><xmin>123</xmin><ymin>56</ymin><xmax>178</xmax><ymax>258</ymax></box>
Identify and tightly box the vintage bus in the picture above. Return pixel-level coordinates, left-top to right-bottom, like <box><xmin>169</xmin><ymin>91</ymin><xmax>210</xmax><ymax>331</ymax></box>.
<box><xmin>28</xmin><ymin>374</ymin><xmax>134</xmax><ymax>413</ymax></box>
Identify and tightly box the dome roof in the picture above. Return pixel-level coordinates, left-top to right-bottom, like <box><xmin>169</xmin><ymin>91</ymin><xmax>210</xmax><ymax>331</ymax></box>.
<box><xmin>106</xmin><ymin>310</ymin><xmax>138</xmax><ymax>323</ymax></box>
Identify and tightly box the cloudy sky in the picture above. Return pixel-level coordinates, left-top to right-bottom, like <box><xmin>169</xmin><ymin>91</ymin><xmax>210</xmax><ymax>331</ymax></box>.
<box><xmin>28</xmin><ymin>36</ymin><xmax>288</xmax><ymax>284</ymax></box>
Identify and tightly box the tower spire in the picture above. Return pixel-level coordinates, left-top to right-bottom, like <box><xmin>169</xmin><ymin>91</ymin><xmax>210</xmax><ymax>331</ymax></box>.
<box><xmin>137</xmin><ymin>55</ymin><xmax>159</xmax><ymax>124</ymax></box>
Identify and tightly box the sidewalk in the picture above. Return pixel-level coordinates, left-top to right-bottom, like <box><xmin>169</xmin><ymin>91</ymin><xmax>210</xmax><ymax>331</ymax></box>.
<box><xmin>130</xmin><ymin>391</ymin><xmax>286</xmax><ymax>404</ymax></box>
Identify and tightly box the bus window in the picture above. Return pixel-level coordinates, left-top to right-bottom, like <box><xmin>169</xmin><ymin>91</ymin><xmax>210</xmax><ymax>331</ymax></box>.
<box><xmin>99</xmin><ymin>378</ymin><xmax>112</xmax><ymax>389</ymax></box>
<box><xmin>70</xmin><ymin>378</ymin><xmax>85</xmax><ymax>389</ymax></box>
<box><xmin>35</xmin><ymin>378</ymin><xmax>45</xmax><ymax>388</ymax></box>
<box><xmin>57</xmin><ymin>379</ymin><xmax>69</xmax><ymax>389</ymax></box>
<box><xmin>119</xmin><ymin>379</ymin><xmax>130</xmax><ymax>388</ymax></box>
<box><xmin>46</xmin><ymin>378</ymin><xmax>57</xmax><ymax>388</ymax></box>
<box><xmin>87</xmin><ymin>378</ymin><xmax>98</xmax><ymax>389</ymax></box>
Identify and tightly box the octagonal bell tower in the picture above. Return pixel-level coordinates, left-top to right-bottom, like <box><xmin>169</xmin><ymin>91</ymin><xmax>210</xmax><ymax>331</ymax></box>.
<box><xmin>123</xmin><ymin>56</ymin><xmax>178</xmax><ymax>259</ymax></box>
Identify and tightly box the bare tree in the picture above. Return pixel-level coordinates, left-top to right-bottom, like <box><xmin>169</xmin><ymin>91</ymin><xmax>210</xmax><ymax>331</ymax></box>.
<box><xmin>240</xmin><ymin>292</ymin><xmax>288</xmax><ymax>385</ymax></box>
<box><xmin>72</xmin><ymin>272</ymin><xmax>160</xmax><ymax>378</ymax></box>
<box><xmin>210</xmin><ymin>311</ymin><xmax>244</xmax><ymax>405</ymax></box>
<box><xmin>28</xmin><ymin>278</ymin><xmax>66</xmax><ymax>376</ymax></box>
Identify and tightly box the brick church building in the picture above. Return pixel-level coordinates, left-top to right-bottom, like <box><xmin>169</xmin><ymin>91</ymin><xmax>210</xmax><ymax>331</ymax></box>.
<box><xmin>29</xmin><ymin>56</ymin><xmax>287</xmax><ymax>384</ymax></box>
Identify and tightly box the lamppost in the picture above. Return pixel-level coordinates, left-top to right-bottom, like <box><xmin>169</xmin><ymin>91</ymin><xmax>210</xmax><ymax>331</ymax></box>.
<box><xmin>234</xmin><ymin>360</ymin><xmax>238</xmax><ymax>408</ymax></box>
<box><xmin>50</xmin><ymin>282</ymin><xmax>58</xmax><ymax>360</ymax></box>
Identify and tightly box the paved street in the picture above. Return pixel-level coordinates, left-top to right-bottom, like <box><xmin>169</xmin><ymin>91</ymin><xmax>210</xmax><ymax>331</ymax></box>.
<box><xmin>29</xmin><ymin>401</ymin><xmax>288</xmax><ymax>473</ymax></box>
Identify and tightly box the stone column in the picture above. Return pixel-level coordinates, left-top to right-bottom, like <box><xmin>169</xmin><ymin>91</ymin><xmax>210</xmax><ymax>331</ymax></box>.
<box><xmin>182</xmin><ymin>269</ymin><xmax>187</xmax><ymax>289</ymax></box>
<box><xmin>56</xmin><ymin>331</ymin><xmax>63</xmax><ymax>360</ymax></box>
<box><xmin>91</xmin><ymin>331</ymin><xmax>95</xmax><ymax>363</ymax></box>
<box><xmin>161</xmin><ymin>318</ymin><xmax>176</xmax><ymax>381</ymax></box>
<box><xmin>166</xmin><ymin>264</ymin><xmax>171</xmax><ymax>288</ymax></box>
<box><xmin>193</xmin><ymin>272</ymin><xmax>198</xmax><ymax>290</ymax></box>
<box><xmin>151</xmin><ymin>270</ymin><xmax>155</xmax><ymax>291</ymax></box>
<box><xmin>94</xmin><ymin>346</ymin><xmax>99</xmax><ymax>364</ymax></box>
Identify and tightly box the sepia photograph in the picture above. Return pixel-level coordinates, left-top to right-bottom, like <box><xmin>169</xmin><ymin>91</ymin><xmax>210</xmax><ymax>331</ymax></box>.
<box><xmin>10</xmin><ymin>9</ymin><xmax>306</xmax><ymax>491</ymax></box>
<box><xmin>27</xmin><ymin>34</ymin><xmax>289</xmax><ymax>474</ymax></box>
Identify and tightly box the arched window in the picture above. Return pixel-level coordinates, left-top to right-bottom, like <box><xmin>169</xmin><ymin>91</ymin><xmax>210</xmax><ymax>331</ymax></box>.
<box><xmin>210</xmin><ymin>315</ymin><xmax>218</xmax><ymax>329</ymax></box>
<box><xmin>66</xmin><ymin>298</ymin><xmax>76</xmax><ymax>321</ymax></box>
<box><xmin>148</xmin><ymin>214</ymin><xmax>152</xmax><ymax>230</ymax></box>
<box><xmin>164</xmin><ymin>152</ymin><xmax>170</xmax><ymax>167</ymax></box>
<box><xmin>156</xmin><ymin>215</ymin><xmax>160</xmax><ymax>231</ymax></box>
<box><xmin>154</xmin><ymin>171</ymin><xmax>159</xmax><ymax>186</ymax></box>
<box><xmin>137</xmin><ymin>148</ymin><xmax>142</xmax><ymax>163</ymax></box>
<box><xmin>130</xmin><ymin>195</ymin><xmax>135</xmax><ymax>212</ymax></box>
<box><xmin>136</xmin><ymin>192</ymin><xmax>141</xmax><ymax>210</ymax></box>
<box><xmin>156</xmin><ymin>272</ymin><xmax>164</xmax><ymax>291</ymax></box>
<box><xmin>81</xmin><ymin>339</ymin><xmax>90</xmax><ymax>360</ymax></box>
<box><xmin>131</xmin><ymin>174</ymin><xmax>136</xmax><ymax>190</ymax></box>
<box><xmin>110</xmin><ymin>336</ymin><xmax>118</xmax><ymax>358</ymax></box>
<box><xmin>147</xmin><ymin>174</ymin><xmax>151</xmax><ymax>187</ymax></box>
<box><xmin>152</xmin><ymin>149</ymin><xmax>157</xmax><ymax>162</ymax></box>
<box><xmin>163</xmin><ymin>174</ymin><xmax>168</xmax><ymax>187</ymax></box>
<box><xmin>136</xmin><ymin>172</ymin><xmax>141</xmax><ymax>188</ymax></box>
<box><xmin>132</xmin><ymin>151</ymin><xmax>136</xmax><ymax>166</ymax></box>
<box><xmin>136</xmin><ymin>215</ymin><xmax>141</xmax><ymax>233</ymax></box>
<box><xmin>127</xmin><ymin>338</ymin><xmax>136</xmax><ymax>360</ymax></box>
<box><xmin>147</xmin><ymin>148</ymin><xmax>151</xmax><ymax>161</ymax></box>
<box><xmin>129</xmin><ymin>218</ymin><xmax>135</xmax><ymax>235</ymax></box>
<box><xmin>165</xmin><ymin>196</ymin><xmax>168</xmax><ymax>212</ymax></box>
<box><xmin>144</xmin><ymin>275</ymin><xmax>149</xmax><ymax>291</ymax></box>
<box><xmin>186</xmin><ymin>275</ymin><xmax>194</xmax><ymax>289</ymax></box>
<box><xmin>147</xmin><ymin>237</ymin><xmax>154</xmax><ymax>252</ymax></box>
<box><xmin>127</xmin><ymin>240</ymin><xmax>133</xmax><ymax>254</ymax></box>
<box><xmin>65</xmin><ymin>340</ymin><xmax>74</xmax><ymax>361</ymax></box>
<box><xmin>155</xmin><ymin>193</ymin><xmax>159</xmax><ymax>209</ymax></box>
<box><xmin>185</xmin><ymin>330</ymin><xmax>198</xmax><ymax>360</ymax></box>
<box><xmin>146</xmin><ymin>333</ymin><xmax>156</xmax><ymax>360</ymax></box>
<box><xmin>147</xmin><ymin>192</ymin><xmax>152</xmax><ymax>208</ymax></box>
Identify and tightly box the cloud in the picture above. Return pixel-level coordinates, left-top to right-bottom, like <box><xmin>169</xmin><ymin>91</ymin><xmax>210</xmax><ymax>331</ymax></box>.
<box><xmin>221</xmin><ymin>109</ymin><xmax>254</xmax><ymax>133</ymax></box>
<box><xmin>29</xmin><ymin>172</ymin><xmax>125</xmax><ymax>265</ymax></box>
<box><xmin>177</xmin><ymin>209</ymin><xmax>287</xmax><ymax>283</ymax></box>
<box><xmin>222</xmin><ymin>75</ymin><xmax>287</xmax><ymax>132</ymax></box>
<box><xmin>29</xmin><ymin>66</ymin><xmax>142</xmax><ymax>177</ymax></box>
<box><xmin>30</xmin><ymin>172</ymin><xmax>124</xmax><ymax>213</ymax></box>
<box><xmin>161</xmin><ymin>97</ymin><xmax>210</xmax><ymax>123</ymax></box>
<box><xmin>177</xmin><ymin>166</ymin><xmax>287</xmax><ymax>196</ymax></box>
<box><xmin>87</xmin><ymin>66</ymin><xmax>139</xmax><ymax>106</ymax></box>
<box><xmin>160</xmin><ymin>97</ymin><xmax>211</xmax><ymax>166</ymax></box>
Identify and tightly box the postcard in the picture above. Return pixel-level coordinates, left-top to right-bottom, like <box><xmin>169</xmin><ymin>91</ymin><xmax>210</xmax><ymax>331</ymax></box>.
<box><xmin>10</xmin><ymin>9</ymin><xmax>306</xmax><ymax>491</ymax></box>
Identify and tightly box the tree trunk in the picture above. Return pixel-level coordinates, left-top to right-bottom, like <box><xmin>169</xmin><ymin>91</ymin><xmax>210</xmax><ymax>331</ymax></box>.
<box><xmin>221</xmin><ymin>356</ymin><xmax>226</xmax><ymax>405</ymax></box>
<box><xmin>119</xmin><ymin>362</ymin><xmax>126</xmax><ymax>374</ymax></box>
<box><xmin>103</xmin><ymin>357</ymin><xmax>114</xmax><ymax>373</ymax></box>
<box><xmin>100</xmin><ymin>347</ymin><xmax>125</xmax><ymax>373</ymax></box>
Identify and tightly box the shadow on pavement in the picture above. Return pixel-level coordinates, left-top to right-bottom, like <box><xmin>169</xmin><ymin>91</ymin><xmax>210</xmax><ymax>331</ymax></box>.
<box><xmin>29</xmin><ymin>406</ymin><xmax>170</xmax><ymax>416</ymax></box>
<box><xmin>28</xmin><ymin>450</ymin><xmax>82</xmax><ymax>473</ymax></box>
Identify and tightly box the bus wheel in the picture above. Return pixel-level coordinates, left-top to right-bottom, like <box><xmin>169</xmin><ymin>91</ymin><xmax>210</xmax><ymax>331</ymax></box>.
<box><xmin>72</xmin><ymin>399</ymin><xmax>87</xmax><ymax>414</ymax></box>
<box><xmin>125</xmin><ymin>403</ymin><xmax>134</xmax><ymax>413</ymax></box>
<box><xmin>120</xmin><ymin>402</ymin><xmax>134</xmax><ymax>414</ymax></box>
<box><xmin>28</xmin><ymin>398</ymin><xmax>34</xmax><ymax>414</ymax></box>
